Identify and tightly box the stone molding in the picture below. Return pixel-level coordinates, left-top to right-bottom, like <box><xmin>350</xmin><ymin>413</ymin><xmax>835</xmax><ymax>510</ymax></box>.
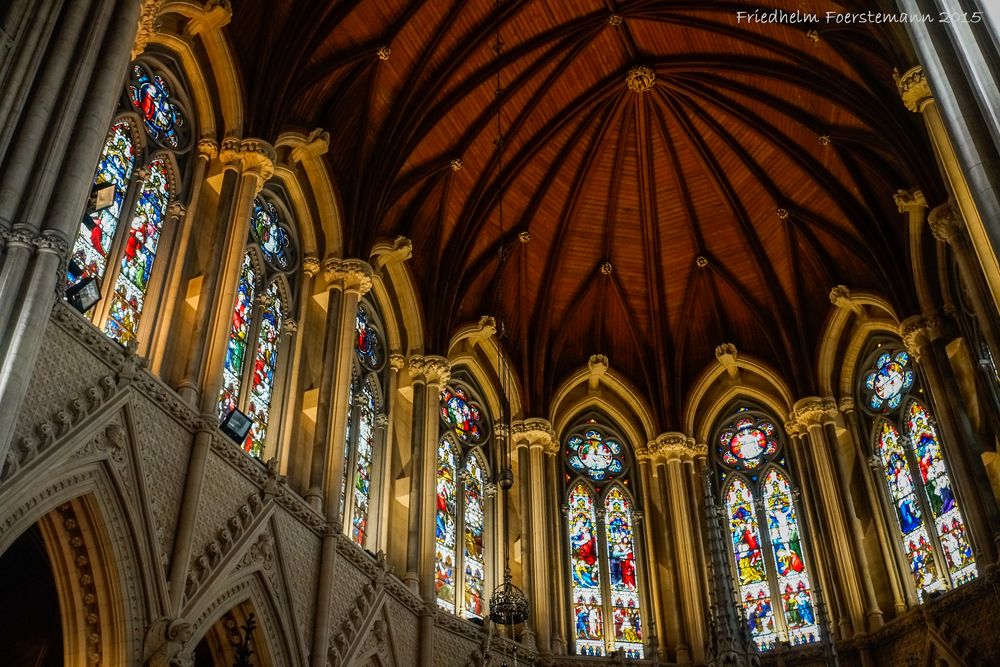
<box><xmin>829</xmin><ymin>284</ymin><xmax>865</xmax><ymax>317</ymax></box>
<box><xmin>422</xmin><ymin>355</ymin><xmax>451</xmax><ymax>387</ymax></box>
<box><xmin>640</xmin><ymin>431</ymin><xmax>706</xmax><ymax>462</ymax></box>
<box><xmin>786</xmin><ymin>396</ymin><xmax>838</xmax><ymax>434</ymax></box>
<box><xmin>900</xmin><ymin>314</ymin><xmax>942</xmax><ymax>359</ymax></box>
<box><xmin>218</xmin><ymin>137</ymin><xmax>275</xmax><ymax>185</ymax></box>
<box><xmin>323</xmin><ymin>257</ymin><xmax>374</xmax><ymax>295</ymax></box>
<box><xmin>184</xmin><ymin>492</ymin><xmax>269</xmax><ymax>600</ymax></box>
<box><xmin>388</xmin><ymin>353</ymin><xmax>406</xmax><ymax>372</ymax></box>
<box><xmin>370</xmin><ymin>236</ymin><xmax>413</xmax><ymax>268</ymax></box>
<box><xmin>893</xmin><ymin>187</ymin><xmax>927</xmax><ymax>214</ymax></box>
<box><xmin>927</xmin><ymin>201</ymin><xmax>962</xmax><ymax>244</ymax></box>
<box><xmin>285</xmin><ymin>127</ymin><xmax>330</xmax><ymax>163</ymax></box>
<box><xmin>301</xmin><ymin>255</ymin><xmax>321</xmax><ymax>278</ymax></box>
<box><xmin>511</xmin><ymin>418</ymin><xmax>556</xmax><ymax>451</ymax></box>
<box><xmin>132</xmin><ymin>0</ymin><xmax>165</xmax><ymax>60</ymax></box>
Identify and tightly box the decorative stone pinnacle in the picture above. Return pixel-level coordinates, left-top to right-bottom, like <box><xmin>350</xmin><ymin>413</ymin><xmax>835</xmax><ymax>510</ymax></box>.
<box><xmin>600</xmin><ymin>261</ymin><xmax>613</xmax><ymax>275</ymax></box>
<box><xmin>776</xmin><ymin>208</ymin><xmax>789</xmax><ymax>220</ymax></box>
<box><xmin>377</xmin><ymin>45</ymin><xmax>392</xmax><ymax>61</ymax></box>
<box><xmin>450</xmin><ymin>158</ymin><xmax>463</xmax><ymax>171</ymax></box>
<box><xmin>609</xmin><ymin>14</ymin><xmax>623</xmax><ymax>27</ymax></box>
<box><xmin>695</xmin><ymin>255</ymin><xmax>708</xmax><ymax>268</ymax></box>
<box><xmin>518</xmin><ymin>230</ymin><xmax>531</xmax><ymax>243</ymax></box>
<box><xmin>896</xmin><ymin>65</ymin><xmax>932</xmax><ymax>113</ymax></box>
<box><xmin>818</xmin><ymin>134</ymin><xmax>831</xmax><ymax>146</ymax></box>
<box><xmin>625</xmin><ymin>65</ymin><xmax>656</xmax><ymax>93</ymax></box>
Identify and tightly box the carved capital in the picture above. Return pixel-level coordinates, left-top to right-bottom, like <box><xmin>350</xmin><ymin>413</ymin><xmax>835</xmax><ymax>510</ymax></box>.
<box><xmin>301</xmin><ymin>256</ymin><xmax>321</xmax><ymax>278</ymax></box>
<box><xmin>900</xmin><ymin>315</ymin><xmax>942</xmax><ymax>358</ymax></box>
<box><xmin>829</xmin><ymin>285</ymin><xmax>865</xmax><ymax>317</ymax></box>
<box><xmin>837</xmin><ymin>396</ymin><xmax>855</xmax><ymax>414</ymax></box>
<box><xmin>894</xmin><ymin>188</ymin><xmax>927</xmax><ymax>215</ymax></box>
<box><xmin>927</xmin><ymin>201</ymin><xmax>962</xmax><ymax>244</ymax></box>
<box><xmin>715</xmin><ymin>343</ymin><xmax>740</xmax><ymax>381</ymax></box>
<box><xmin>196</xmin><ymin>138</ymin><xmax>219</xmax><ymax>161</ymax></box>
<box><xmin>282</xmin><ymin>319</ymin><xmax>298</xmax><ymax>336</ymax></box>
<box><xmin>132</xmin><ymin>0</ymin><xmax>165</xmax><ymax>60</ymax></box>
<box><xmin>896</xmin><ymin>65</ymin><xmax>933</xmax><ymax>113</ymax></box>
<box><xmin>645</xmin><ymin>432</ymin><xmax>703</xmax><ymax>462</ymax></box>
<box><xmin>422</xmin><ymin>356</ymin><xmax>451</xmax><ymax>388</ymax></box>
<box><xmin>323</xmin><ymin>258</ymin><xmax>373</xmax><ymax>295</ymax></box>
<box><xmin>389</xmin><ymin>353</ymin><xmax>407</xmax><ymax>372</ymax></box>
<box><xmin>370</xmin><ymin>236</ymin><xmax>412</xmax><ymax>268</ymax></box>
<box><xmin>511</xmin><ymin>418</ymin><xmax>556</xmax><ymax>451</ymax></box>
<box><xmin>407</xmin><ymin>354</ymin><xmax>425</xmax><ymax>379</ymax></box>
<box><xmin>218</xmin><ymin>136</ymin><xmax>243</xmax><ymax>167</ymax></box>
<box><xmin>789</xmin><ymin>396</ymin><xmax>838</xmax><ymax>429</ymax></box>
<box><xmin>167</xmin><ymin>202</ymin><xmax>186</xmax><ymax>223</ymax></box>
<box><xmin>239</xmin><ymin>139</ymin><xmax>276</xmax><ymax>187</ymax></box>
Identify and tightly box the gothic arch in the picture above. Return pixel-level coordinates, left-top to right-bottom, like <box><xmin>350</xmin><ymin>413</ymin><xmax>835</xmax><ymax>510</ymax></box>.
<box><xmin>551</xmin><ymin>367</ymin><xmax>655</xmax><ymax>452</ymax></box>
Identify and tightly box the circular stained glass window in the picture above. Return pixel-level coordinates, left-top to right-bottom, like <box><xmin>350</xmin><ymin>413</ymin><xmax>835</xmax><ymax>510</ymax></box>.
<box><xmin>127</xmin><ymin>63</ymin><xmax>187</xmax><ymax>150</ymax></box>
<box><xmin>440</xmin><ymin>385</ymin><xmax>485</xmax><ymax>444</ymax></box>
<box><xmin>354</xmin><ymin>305</ymin><xmax>383</xmax><ymax>370</ymax></box>
<box><xmin>864</xmin><ymin>350</ymin><xmax>914</xmax><ymax>413</ymax></box>
<box><xmin>718</xmin><ymin>416</ymin><xmax>779</xmax><ymax>471</ymax></box>
<box><xmin>251</xmin><ymin>198</ymin><xmax>294</xmax><ymax>271</ymax></box>
<box><xmin>566</xmin><ymin>428</ymin><xmax>625</xmax><ymax>482</ymax></box>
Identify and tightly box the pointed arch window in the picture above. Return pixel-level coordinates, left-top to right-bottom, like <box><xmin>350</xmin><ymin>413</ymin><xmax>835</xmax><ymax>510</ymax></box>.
<box><xmin>859</xmin><ymin>346</ymin><xmax>977</xmax><ymax>600</ymax></box>
<box><xmin>340</xmin><ymin>303</ymin><xmax>388</xmax><ymax>548</ymax></box>
<box><xmin>715</xmin><ymin>409</ymin><xmax>820</xmax><ymax>651</ymax></box>
<box><xmin>564</xmin><ymin>420</ymin><xmax>644</xmax><ymax>658</ymax></box>
<box><xmin>435</xmin><ymin>381</ymin><xmax>491</xmax><ymax>619</ymax></box>
<box><xmin>217</xmin><ymin>194</ymin><xmax>298</xmax><ymax>459</ymax></box>
<box><xmin>68</xmin><ymin>60</ymin><xmax>191</xmax><ymax>346</ymax></box>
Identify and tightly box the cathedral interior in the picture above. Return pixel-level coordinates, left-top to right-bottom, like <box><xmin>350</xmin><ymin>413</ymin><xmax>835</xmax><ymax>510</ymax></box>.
<box><xmin>2</xmin><ymin>0</ymin><xmax>1000</xmax><ymax>665</ymax></box>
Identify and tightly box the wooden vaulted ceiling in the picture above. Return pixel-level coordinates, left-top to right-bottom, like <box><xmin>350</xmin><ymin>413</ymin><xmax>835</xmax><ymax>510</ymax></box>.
<box><xmin>229</xmin><ymin>0</ymin><xmax>941</xmax><ymax>425</ymax></box>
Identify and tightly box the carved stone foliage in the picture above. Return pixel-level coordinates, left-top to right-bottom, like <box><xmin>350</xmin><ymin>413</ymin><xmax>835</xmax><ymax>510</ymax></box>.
<box><xmin>3</xmin><ymin>374</ymin><xmax>117</xmax><ymax>481</ymax></box>
<box><xmin>142</xmin><ymin>617</ymin><xmax>194</xmax><ymax>667</ymax></box>
<box><xmin>185</xmin><ymin>493</ymin><xmax>268</xmax><ymax>601</ymax></box>
<box><xmin>54</xmin><ymin>502</ymin><xmax>105</xmax><ymax>665</ymax></box>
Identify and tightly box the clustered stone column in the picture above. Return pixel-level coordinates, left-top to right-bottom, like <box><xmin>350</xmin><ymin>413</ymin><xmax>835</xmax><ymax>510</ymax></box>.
<box><xmin>644</xmin><ymin>432</ymin><xmax>707</xmax><ymax>664</ymax></box>
<box><xmin>0</xmin><ymin>0</ymin><xmax>142</xmax><ymax>465</ymax></box>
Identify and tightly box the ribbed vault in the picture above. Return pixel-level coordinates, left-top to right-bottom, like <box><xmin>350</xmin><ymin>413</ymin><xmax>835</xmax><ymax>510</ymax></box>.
<box><xmin>228</xmin><ymin>0</ymin><xmax>942</xmax><ymax>425</ymax></box>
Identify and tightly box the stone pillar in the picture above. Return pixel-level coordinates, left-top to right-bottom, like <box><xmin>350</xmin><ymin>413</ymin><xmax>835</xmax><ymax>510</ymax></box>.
<box><xmin>375</xmin><ymin>352</ymin><xmax>405</xmax><ymax>553</ymax></box>
<box><xmin>651</xmin><ymin>433</ymin><xmax>706</xmax><ymax>663</ymax></box>
<box><xmin>895</xmin><ymin>63</ymin><xmax>1000</xmax><ymax>311</ymax></box>
<box><xmin>148</xmin><ymin>139</ymin><xmax>217</xmax><ymax>373</ymax></box>
<box><xmin>418</xmin><ymin>357</ymin><xmax>450</xmax><ymax>603</ymax></box>
<box><xmin>544</xmin><ymin>436</ymin><xmax>568</xmax><ymax>654</ymax></box>
<box><xmin>403</xmin><ymin>355</ymin><xmax>426</xmax><ymax>592</ymax></box>
<box><xmin>838</xmin><ymin>397</ymin><xmax>909</xmax><ymax>614</ymax></box>
<box><xmin>901</xmin><ymin>315</ymin><xmax>1000</xmax><ymax>562</ymax></box>
<box><xmin>512</xmin><ymin>418</ymin><xmax>557</xmax><ymax>654</ymax></box>
<box><xmin>894</xmin><ymin>188</ymin><xmax>936</xmax><ymax>316</ymax></box>
<box><xmin>0</xmin><ymin>0</ymin><xmax>142</xmax><ymax>464</ymax></box>
<box><xmin>635</xmin><ymin>452</ymin><xmax>666</xmax><ymax>662</ymax></box>
<box><xmin>788</xmin><ymin>398</ymin><xmax>866</xmax><ymax>637</ymax></box>
<box><xmin>654</xmin><ymin>457</ymin><xmax>688</xmax><ymax>663</ymax></box>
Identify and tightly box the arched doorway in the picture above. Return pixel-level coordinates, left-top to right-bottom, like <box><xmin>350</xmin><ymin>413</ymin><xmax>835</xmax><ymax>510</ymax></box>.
<box><xmin>0</xmin><ymin>524</ymin><xmax>63</xmax><ymax>666</ymax></box>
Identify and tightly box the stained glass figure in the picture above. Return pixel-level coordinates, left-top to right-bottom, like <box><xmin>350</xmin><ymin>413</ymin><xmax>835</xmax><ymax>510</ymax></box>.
<box><xmin>128</xmin><ymin>64</ymin><xmax>185</xmax><ymax>148</ymax></box>
<box><xmin>566</xmin><ymin>428</ymin><xmax>625</xmax><ymax>482</ymax></box>
<box><xmin>349</xmin><ymin>381</ymin><xmax>376</xmax><ymax>546</ymax></box>
<box><xmin>726</xmin><ymin>478</ymin><xmax>777</xmax><ymax>651</ymax></box>
<box><xmin>219</xmin><ymin>252</ymin><xmax>257</xmax><ymax>418</ymax></box>
<box><xmin>250</xmin><ymin>197</ymin><xmax>293</xmax><ymax>271</ymax></box>
<box><xmin>718</xmin><ymin>416</ymin><xmax>779</xmax><ymax>471</ymax></box>
<box><xmin>569</xmin><ymin>482</ymin><xmax>604</xmax><ymax>656</ymax></box>
<box><xmin>864</xmin><ymin>351</ymin><xmax>914</xmax><ymax>412</ymax></box>
<box><xmin>69</xmin><ymin>121</ymin><xmax>137</xmax><ymax>288</ymax></box>
<box><xmin>340</xmin><ymin>378</ymin><xmax>355</xmax><ymax>522</ymax></box>
<box><xmin>604</xmin><ymin>488</ymin><xmax>643</xmax><ymax>658</ymax></box>
<box><xmin>440</xmin><ymin>386</ymin><xmax>484</xmax><ymax>444</ymax></box>
<box><xmin>905</xmin><ymin>403</ymin><xmax>977</xmax><ymax>585</ymax></box>
<box><xmin>104</xmin><ymin>159</ymin><xmax>170</xmax><ymax>344</ymax></box>
<box><xmin>435</xmin><ymin>436</ymin><xmax>459</xmax><ymax>611</ymax></box>
<box><xmin>463</xmin><ymin>451</ymin><xmax>487</xmax><ymax>619</ymax></box>
<box><xmin>244</xmin><ymin>282</ymin><xmax>282</xmax><ymax>458</ymax></box>
<box><xmin>355</xmin><ymin>305</ymin><xmax>382</xmax><ymax>369</ymax></box>
<box><xmin>876</xmin><ymin>420</ymin><xmax>943</xmax><ymax>598</ymax></box>
<box><xmin>762</xmin><ymin>470</ymin><xmax>819</xmax><ymax>646</ymax></box>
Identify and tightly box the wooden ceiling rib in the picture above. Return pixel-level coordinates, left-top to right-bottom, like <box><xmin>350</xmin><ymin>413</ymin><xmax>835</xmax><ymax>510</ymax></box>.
<box><xmin>228</xmin><ymin>0</ymin><xmax>933</xmax><ymax>426</ymax></box>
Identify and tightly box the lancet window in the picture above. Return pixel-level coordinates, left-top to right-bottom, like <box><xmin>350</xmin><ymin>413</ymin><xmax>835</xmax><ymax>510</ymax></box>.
<box><xmin>339</xmin><ymin>302</ymin><xmax>388</xmax><ymax>548</ymax></box>
<box><xmin>435</xmin><ymin>381</ymin><xmax>491</xmax><ymax>619</ymax></box>
<box><xmin>858</xmin><ymin>344</ymin><xmax>977</xmax><ymax>600</ymax></box>
<box><xmin>218</xmin><ymin>194</ymin><xmax>298</xmax><ymax>459</ymax></box>
<box><xmin>564</xmin><ymin>419</ymin><xmax>644</xmax><ymax>659</ymax></box>
<box><xmin>715</xmin><ymin>407</ymin><xmax>820</xmax><ymax>651</ymax></box>
<box><xmin>68</xmin><ymin>59</ymin><xmax>191</xmax><ymax>346</ymax></box>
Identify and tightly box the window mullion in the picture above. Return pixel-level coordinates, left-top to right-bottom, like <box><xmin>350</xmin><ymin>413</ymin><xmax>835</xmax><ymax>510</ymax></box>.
<box><xmin>595</xmin><ymin>502</ymin><xmax>613</xmax><ymax>656</ymax></box>
<box><xmin>456</xmin><ymin>449</ymin><xmax>467</xmax><ymax>616</ymax></box>
<box><xmin>754</xmin><ymin>486</ymin><xmax>787</xmax><ymax>644</ymax></box>
<box><xmin>238</xmin><ymin>277</ymin><xmax>266</xmax><ymax>411</ymax></box>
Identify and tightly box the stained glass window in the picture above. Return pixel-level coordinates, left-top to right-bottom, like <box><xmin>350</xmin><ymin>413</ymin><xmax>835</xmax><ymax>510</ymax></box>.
<box><xmin>569</xmin><ymin>482</ymin><xmax>605</xmax><ymax>657</ymax></box>
<box><xmin>244</xmin><ymin>282</ymin><xmax>282</xmax><ymax>457</ymax></box>
<box><xmin>463</xmin><ymin>450</ymin><xmax>487</xmax><ymax>618</ymax></box>
<box><xmin>718</xmin><ymin>416</ymin><xmax>779</xmax><ymax>471</ymax></box>
<box><xmin>128</xmin><ymin>64</ymin><xmax>185</xmax><ymax>149</ymax></box>
<box><xmin>604</xmin><ymin>488</ymin><xmax>643</xmax><ymax>658</ymax></box>
<box><xmin>69</xmin><ymin>121</ymin><xmax>137</xmax><ymax>288</ymax></box>
<box><xmin>566</xmin><ymin>429</ymin><xmax>625</xmax><ymax>482</ymax></box>
<box><xmin>440</xmin><ymin>386</ymin><xmax>485</xmax><ymax>444</ymax></box>
<box><xmin>250</xmin><ymin>197</ymin><xmax>293</xmax><ymax>271</ymax></box>
<box><xmin>355</xmin><ymin>305</ymin><xmax>382</xmax><ymax>369</ymax></box>
<box><xmin>435</xmin><ymin>436</ymin><xmax>460</xmax><ymax>611</ymax></box>
<box><xmin>349</xmin><ymin>381</ymin><xmax>376</xmax><ymax>546</ymax></box>
<box><xmin>860</xmin><ymin>345</ymin><xmax>977</xmax><ymax>600</ymax></box>
<box><xmin>103</xmin><ymin>159</ymin><xmax>170</xmax><ymax>344</ymax></box>
<box><xmin>726</xmin><ymin>478</ymin><xmax>777</xmax><ymax>651</ymax></box>
<box><xmin>219</xmin><ymin>251</ymin><xmax>257</xmax><ymax>418</ymax></box>
<box><xmin>762</xmin><ymin>470</ymin><xmax>819</xmax><ymax>646</ymax></box>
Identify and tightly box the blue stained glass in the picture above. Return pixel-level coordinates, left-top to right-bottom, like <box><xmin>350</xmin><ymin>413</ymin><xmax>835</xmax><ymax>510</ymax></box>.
<box><xmin>604</xmin><ymin>487</ymin><xmax>643</xmax><ymax>658</ymax></box>
<box><xmin>565</xmin><ymin>429</ymin><xmax>626</xmax><ymax>482</ymax></box>
<box><xmin>244</xmin><ymin>283</ymin><xmax>282</xmax><ymax>458</ymax></box>
<box><xmin>251</xmin><ymin>198</ymin><xmax>293</xmax><ymax>271</ymax></box>
<box><xmin>219</xmin><ymin>252</ymin><xmax>257</xmax><ymax>417</ymax></box>
<box><xmin>569</xmin><ymin>482</ymin><xmax>604</xmax><ymax>656</ymax></box>
<box><xmin>864</xmin><ymin>350</ymin><xmax>914</xmax><ymax>413</ymax></box>
<box><xmin>355</xmin><ymin>305</ymin><xmax>382</xmax><ymax>369</ymax></box>
<box><xmin>128</xmin><ymin>64</ymin><xmax>185</xmax><ymax>148</ymax></box>
<box><xmin>435</xmin><ymin>436</ymin><xmax>459</xmax><ymax>610</ymax></box>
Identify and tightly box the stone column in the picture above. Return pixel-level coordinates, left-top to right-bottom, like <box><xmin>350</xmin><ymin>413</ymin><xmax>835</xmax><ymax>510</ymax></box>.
<box><xmin>148</xmin><ymin>139</ymin><xmax>217</xmax><ymax>374</ymax></box>
<box><xmin>403</xmin><ymin>355</ymin><xmax>425</xmax><ymax>592</ymax></box>
<box><xmin>895</xmin><ymin>63</ymin><xmax>1000</xmax><ymax>311</ymax></box>
<box><xmin>375</xmin><ymin>352</ymin><xmax>405</xmax><ymax>553</ymax></box>
<box><xmin>838</xmin><ymin>397</ymin><xmax>908</xmax><ymax>614</ymax></box>
<box><xmin>788</xmin><ymin>398</ymin><xmax>867</xmax><ymax>637</ymax></box>
<box><xmin>418</xmin><ymin>357</ymin><xmax>450</xmax><ymax>603</ymax></box>
<box><xmin>635</xmin><ymin>451</ymin><xmax>666</xmax><ymax>662</ymax></box>
<box><xmin>512</xmin><ymin>418</ymin><xmax>556</xmax><ymax>654</ymax></box>
<box><xmin>0</xmin><ymin>0</ymin><xmax>141</xmax><ymax>464</ymax></box>
<box><xmin>653</xmin><ymin>433</ymin><xmax>706</xmax><ymax>663</ymax></box>
<box><xmin>654</xmin><ymin>457</ymin><xmax>688</xmax><ymax>663</ymax></box>
<box><xmin>544</xmin><ymin>436</ymin><xmax>568</xmax><ymax>654</ymax></box>
<box><xmin>894</xmin><ymin>188</ymin><xmax>936</xmax><ymax>315</ymax></box>
<box><xmin>901</xmin><ymin>315</ymin><xmax>1000</xmax><ymax>562</ymax></box>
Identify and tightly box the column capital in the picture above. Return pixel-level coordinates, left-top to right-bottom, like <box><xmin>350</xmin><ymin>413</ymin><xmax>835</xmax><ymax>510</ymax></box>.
<box><xmin>829</xmin><ymin>285</ymin><xmax>865</xmax><ymax>318</ymax></box>
<box><xmin>389</xmin><ymin>353</ymin><xmax>407</xmax><ymax>372</ymax></box>
<box><xmin>837</xmin><ymin>396</ymin><xmax>855</xmax><ymax>414</ymax></box>
<box><xmin>895</xmin><ymin>65</ymin><xmax>933</xmax><ymax>113</ymax></box>
<box><xmin>132</xmin><ymin>0</ymin><xmax>165</xmax><ymax>60</ymax></box>
<box><xmin>196</xmin><ymin>138</ymin><xmax>219</xmax><ymax>161</ymax></box>
<box><xmin>893</xmin><ymin>187</ymin><xmax>927</xmax><ymax>214</ymax></box>
<box><xmin>281</xmin><ymin>319</ymin><xmax>298</xmax><ymax>336</ymax></box>
<box><xmin>927</xmin><ymin>201</ymin><xmax>963</xmax><ymax>244</ymax></box>
<box><xmin>301</xmin><ymin>256</ymin><xmax>322</xmax><ymax>278</ymax></box>
<box><xmin>406</xmin><ymin>354</ymin><xmax>425</xmax><ymax>380</ymax></box>
<box><xmin>167</xmin><ymin>202</ymin><xmax>186</xmax><ymax>223</ymax></box>
<box><xmin>323</xmin><ymin>258</ymin><xmax>373</xmax><ymax>295</ymax></box>
<box><xmin>900</xmin><ymin>315</ymin><xmax>942</xmax><ymax>358</ymax></box>
<box><xmin>788</xmin><ymin>396</ymin><xmax>838</xmax><ymax>430</ymax></box>
<box><xmin>239</xmin><ymin>139</ymin><xmax>277</xmax><ymax>189</ymax></box>
<box><xmin>511</xmin><ymin>418</ymin><xmax>556</xmax><ymax>451</ymax></box>
<box><xmin>642</xmin><ymin>432</ymin><xmax>705</xmax><ymax>462</ymax></box>
<box><xmin>422</xmin><ymin>355</ymin><xmax>451</xmax><ymax>388</ymax></box>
